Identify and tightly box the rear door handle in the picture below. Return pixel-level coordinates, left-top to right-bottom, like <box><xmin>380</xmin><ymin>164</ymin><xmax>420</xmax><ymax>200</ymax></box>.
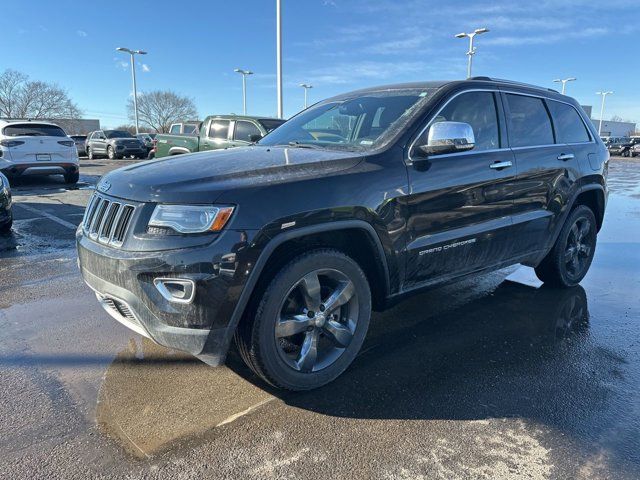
<box><xmin>490</xmin><ymin>161</ymin><xmax>513</xmax><ymax>170</ymax></box>
<box><xmin>557</xmin><ymin>153</ymin><xmax>575</xmax><ymax>161</ymax></box>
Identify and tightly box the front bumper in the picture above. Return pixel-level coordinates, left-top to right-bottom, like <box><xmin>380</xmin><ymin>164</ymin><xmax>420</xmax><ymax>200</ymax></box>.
<box><xmin>77</xmin><ymin>227</ymin><xmax>257</xmax><ymax>365</ymax></box>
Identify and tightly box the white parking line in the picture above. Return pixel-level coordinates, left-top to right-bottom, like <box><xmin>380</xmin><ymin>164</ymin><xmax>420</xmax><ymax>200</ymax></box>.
<box><xmin>15</xmin><ymin>203</ymin><xmax>78</xmax><ymax>230</ymax></box>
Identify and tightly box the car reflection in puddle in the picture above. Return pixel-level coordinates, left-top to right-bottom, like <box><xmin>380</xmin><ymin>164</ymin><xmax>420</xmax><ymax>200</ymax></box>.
<box><xmin>96</xmin><ymin>338</ymin><xmax>274</xmax><ymax>458</ymax></box>
<box><xmin>96</xmin><ymin>274</ymin><xmax>606</xmax><ymax>459</ymax></box>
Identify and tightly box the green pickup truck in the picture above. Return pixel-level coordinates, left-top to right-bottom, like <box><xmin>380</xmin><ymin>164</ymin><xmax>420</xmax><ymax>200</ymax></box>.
<box><xmin>154</xmin><ymin>115</ymin><xmax>285</xmax><ymax>158</ymax></box>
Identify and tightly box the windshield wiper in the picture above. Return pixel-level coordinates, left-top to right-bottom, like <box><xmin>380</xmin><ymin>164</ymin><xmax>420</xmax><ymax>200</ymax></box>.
<box><xmin>286</xmin><ymin>141</ymin><xmax>323</xmax><ymax>149</ymax></box>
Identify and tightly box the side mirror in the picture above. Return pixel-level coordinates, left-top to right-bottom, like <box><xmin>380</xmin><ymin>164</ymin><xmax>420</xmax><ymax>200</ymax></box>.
<box><xmin>249</xmin><ymin>134</ymin><xmax>263</xmax><ymax>143</ymax></box>
<box><xmin>414</xmin><ymin>121</ymin><xmax>475</xmax><ymax>157</ymax></box>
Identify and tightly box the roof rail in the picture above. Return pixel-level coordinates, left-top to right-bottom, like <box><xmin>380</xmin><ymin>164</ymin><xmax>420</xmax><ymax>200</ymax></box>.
<box><xmin>467</xmin><ymin>76</ymin><xmax>560</xmax><ymax>93</ymax></box>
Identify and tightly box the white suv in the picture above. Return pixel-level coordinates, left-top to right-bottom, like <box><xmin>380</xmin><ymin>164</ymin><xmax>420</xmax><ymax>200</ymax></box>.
<box><xmin>0</xmin><ymin>120</ymin><xmax>79</xmax><ymax>184</ymax></box>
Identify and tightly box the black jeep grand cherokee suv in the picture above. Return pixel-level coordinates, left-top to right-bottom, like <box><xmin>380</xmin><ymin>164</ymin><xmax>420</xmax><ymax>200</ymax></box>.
<box><xmin>77</xmin><ymin>78</ymin><xmax>608</xmax><ymax>390</ymax></box>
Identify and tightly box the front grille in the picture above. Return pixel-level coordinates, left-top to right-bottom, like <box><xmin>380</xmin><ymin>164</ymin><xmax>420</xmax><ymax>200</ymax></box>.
<box><xmin>82</xmin><ymin>194</ymin><xmax>135</xmax><ymax>247</ymax></box>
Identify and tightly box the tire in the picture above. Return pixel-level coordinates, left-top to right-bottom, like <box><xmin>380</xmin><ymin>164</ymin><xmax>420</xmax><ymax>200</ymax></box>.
<box><xmin>0</xmin><ymin>219</ymin><xmax>11</xmax><ymax>233</ymax></box>
<box><xmin>107</xmin><ymin>146</ymin><xmax>118</xmax><ymax>160</ymax></box>
<box><xmin>535</xmin><ymin>205</ymin><xmax>597</xmax><ymax>287</ymax></box>
<box><xmin>87</xmin><ymin>147</ymin><xmax>94</xmax><ymax>160</ymax></box>
<box><xmin>64</xmin><ymin>171</ymin><xmax>79</xmax><ymax>184</ymax></box>
<box><xmin>235</xmin><ymin>248</ymin><xmax>372</xmax><ymax>391</ymax></box>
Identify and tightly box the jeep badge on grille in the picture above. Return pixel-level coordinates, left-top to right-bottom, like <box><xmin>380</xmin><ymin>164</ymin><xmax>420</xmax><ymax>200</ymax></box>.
<box><xmin>97</xmin><ymin>180</ymin><xmax>111</xmax><ymax>193</ymax></box>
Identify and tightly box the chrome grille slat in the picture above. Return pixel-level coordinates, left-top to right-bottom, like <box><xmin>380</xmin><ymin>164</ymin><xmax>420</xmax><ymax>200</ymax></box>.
<box><xmin>98</xmin><ymin>202</ymin><xmax>121</xmax><ymax>243</ymax></box>
<box><xmin>82</xmin><ymin>193</ymin><xmax>136</xmax><ymax>247</ymax></box>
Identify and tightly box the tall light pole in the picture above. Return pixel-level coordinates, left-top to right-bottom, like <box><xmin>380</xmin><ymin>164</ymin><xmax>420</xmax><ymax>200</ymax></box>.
<box><xmin>596</xmin><ymin>91</ymin><xmax>614</xmax><ymax>136</ymax></box>
<box><xmin>276</xmin><ymin>0</ymin><xmax>283</xmax><ymax>119</ymax></box>
<box><xmin>454</xmin><ymin>27</ymin><xmax>489</xmax><ymax>78</ymax></box>
<box><xmin>299</xmin><ymin>83</ymin><xmax>313</xmax><ymax>109</ymax></box>
<box><xmin>116</xmin><ymin>47</ymin><xmax>147</xmax><ymax>135</ymax></box>
<box><xmin>234</xmin><ymin>68</ymin><xmax>253</xmax><ymax>115</ymax></box>
<box><xmin>553</xmin><ymin>77</ymin><xmax>576</xmax><ymax>95</ymax></box>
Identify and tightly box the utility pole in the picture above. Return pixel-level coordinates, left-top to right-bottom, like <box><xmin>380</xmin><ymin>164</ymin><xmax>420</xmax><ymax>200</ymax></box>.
<box><xmin>299</xmin><ymin>83</ymin><xmax>313</xmax><ymax>109</ymax></box>
<box><xmin>553</xmin><ymin>77</ymin><xmax>576</xmax><ymax>95</ymax></box>
<box><xmin>234</xmin><ymin>69</ymin><xmax>253</xmax><ymax>115</ymax></box>
<box><xmin>276</xmin><ymin>0</ymin><xmax>283</xmax><ymax>118</ymax></box>
<box><xmin>596</xmin><ymin>91</ymin><xmax>613</xmax><ymax>136</ymax></box>
<box><xmin>116</xmin><ymin>47</ymin><xmax>147</xmax><ymax>134</ymax></box>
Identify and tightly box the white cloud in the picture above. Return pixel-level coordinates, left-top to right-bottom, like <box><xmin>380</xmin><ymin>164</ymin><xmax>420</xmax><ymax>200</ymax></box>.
<box><xmin>76</xmin><ymin>30</ymin><xmax>88</xmax><ymax>37</ymax></box>
<box><xmin>141</xmin><ymin>64</ymin><xmax>151</xmax><ymax>73</ymax></box>
<box><xmin>484</xmin><ymin>27</ymin><xmax>608</xmax><ymax>46</ymax></box>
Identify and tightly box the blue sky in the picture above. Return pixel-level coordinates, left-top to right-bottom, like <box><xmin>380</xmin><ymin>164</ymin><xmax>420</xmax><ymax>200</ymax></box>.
<box><xmin>2</xmin><ymin>0</ymin><xmax>639</xmax><ymax>128</ymax></box>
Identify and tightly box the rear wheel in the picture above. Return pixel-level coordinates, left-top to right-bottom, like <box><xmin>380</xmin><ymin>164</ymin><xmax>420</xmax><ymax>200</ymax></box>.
<box><xmin>64</xmin><ymin>171</ymin><xmax>79</xmax><ymax>184</ymax></box>
<box><xmin>0</xmin><ymin>219</ymin><xmax>11</xmax><ymax>233</ymax></box>
<box><xmin>535</xmin><ymin>205</ymin><xmax>597</xmax><ymax>287</ymax></box>
<box><xmin>87</xmin><ymin>147</ymin><xmax>94</xmax><ymax>160</ymax></box>
<box><xmin>236</xmin><ymin>249</ymin><xmax>372</xmax><ymax>390</ymax></box>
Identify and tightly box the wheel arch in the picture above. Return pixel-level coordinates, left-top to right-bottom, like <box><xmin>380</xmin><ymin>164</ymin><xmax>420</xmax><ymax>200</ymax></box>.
<box><xmin>572</xmin><ymin>184</ymin><xmax>605</xmax><ymax>231</ymax></box>
<box><xmin>168</xmin><ymin>147</ymin><xmax>190</xmax><ymax>155</ymax></box>
<box><xmin>210</xmin><ymin>221</ymin><xmax>391</xmax><ymax>361</ymax></box>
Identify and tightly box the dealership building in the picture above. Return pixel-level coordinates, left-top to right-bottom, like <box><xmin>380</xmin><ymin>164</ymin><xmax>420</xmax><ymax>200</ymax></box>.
<box><xmin>0</xmin><ymin>118</ymin><xmax>100</xmax><ymax>135</ymax></box>
<box><xmin>580</xmin><ymin>106</ymin><xmax>636</xmax><ymax>137</ymax></box>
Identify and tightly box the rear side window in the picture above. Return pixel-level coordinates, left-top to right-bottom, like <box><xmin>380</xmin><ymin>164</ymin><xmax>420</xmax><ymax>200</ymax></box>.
<box><xmin>505</xmin><ymin>94</ymin><xmax>554</xmax><ymax>147</ymax></box>
<box><xmin>3</xmin><ymin>124</ymin><xmax>67</xmax><ymax>137</ymax></box>
<box><xmin>234</xmin><ymin>121</ymin><xmax>262</xmax><ymax>142</ymax></box>
<box><xmin>422</xmin><ymin>91</ymin><xmax>501</xmax><ymax>151</ymax></box>
<box><xmin>208</xmin><ymin>120</ymin><xmax>230</xmax><ymax>140</ymax></box>
<box><xmin>548</xmin><ymin>101</ymin><xmax>591</xmax><ymax>143</ymax></box>
<box><xmin>170</xmin><ymin>125</ymin><xmax>181</xmax><ymax>134</ymax></box>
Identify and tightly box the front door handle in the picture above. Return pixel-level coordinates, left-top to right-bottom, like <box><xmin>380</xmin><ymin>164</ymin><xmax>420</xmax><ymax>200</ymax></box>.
<box><xmin>557</xmin><ymin>153</ymin><xmax>575</xmax><ymax>161</ymax></box>
<box><xmin>490</xmin><ymin>160</ymin><xmax>513</xmax><ymax>170</ymax></box>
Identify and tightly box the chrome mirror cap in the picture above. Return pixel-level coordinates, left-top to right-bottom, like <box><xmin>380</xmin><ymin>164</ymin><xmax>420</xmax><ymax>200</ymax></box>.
<box><xmin>417</xmin><ymin>121</ymin><xmax>475</xmax><ymax>156</ymax></box>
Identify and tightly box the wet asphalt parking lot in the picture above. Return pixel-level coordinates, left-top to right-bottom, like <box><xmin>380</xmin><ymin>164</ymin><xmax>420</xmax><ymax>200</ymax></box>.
<box><xmin>0</xmin><ymin>156</ymin><xmax>639</xmax><ymax>479</ymax></box>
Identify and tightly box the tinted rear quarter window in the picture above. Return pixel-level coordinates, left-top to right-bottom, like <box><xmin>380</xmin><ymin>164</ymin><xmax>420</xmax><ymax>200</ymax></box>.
<box><xmin>506</xmin><ymin>94</ymin><xmax>554</xmax><ymax>147</ymax></box>
<box><xmin>3</xmin><ymin>124</ymin><xmax>67</xmax><ymax>137</ymax></box>
<box><xmin>548</xmin><ymin>101</ymin><xmax>591</xmax><ymax>143</ymax></box>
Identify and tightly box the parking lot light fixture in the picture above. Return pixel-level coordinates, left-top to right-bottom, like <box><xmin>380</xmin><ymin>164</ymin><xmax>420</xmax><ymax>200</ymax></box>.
<box><xmin>553</xmin><ymin>77</ymin><xmax>577</xmax><ymax>95</ymax></box>
<box><xmin>234</xmin><ymin>69</ymin><xmax>254</xmax><ymax>115</ymax></box>
<box><xmin>596</xmin><ymin>91</ymin><xmax>614</xmax><ymax>136</ymax></box>
<box><xmin>116</xmin><ymin>47</ymin><xmax>147</xmax><ymax>135</ymax></box>
<box><xmin>299</xmin><ymin>83</ymin><xmax>313</xmax><ymax>109</ymax></box>
<box><xmin>454</xmin><ymin>27</ymin><xmax>489</xmax><ymax>78</ymax></box>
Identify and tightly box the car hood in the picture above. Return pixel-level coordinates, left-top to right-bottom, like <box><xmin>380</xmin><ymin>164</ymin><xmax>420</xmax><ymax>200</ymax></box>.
<box><xmin>99</xmin><ymin>146</ymin><xmax>364</xmax><ymax>203</ymax></box>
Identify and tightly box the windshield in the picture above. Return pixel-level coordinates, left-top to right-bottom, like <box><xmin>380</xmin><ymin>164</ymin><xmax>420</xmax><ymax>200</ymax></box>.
<box><xmin>105</xmin><ymin>130</ymin><xmax>133</xmax><ymax>139</ymax></box>
<box><xmin>3</xmin><ymin>124</ymin><xmax>67</xmax><ymax>137</ymax></box>
<box><xmin>259</xmin><ymin>88</ymin><xmax>436</xmax><ymax>151</ymax></box>
<box><xmin>258</xmin><ymin>119</ymin><xmax>286</xmax><ymax>133</ymax></box>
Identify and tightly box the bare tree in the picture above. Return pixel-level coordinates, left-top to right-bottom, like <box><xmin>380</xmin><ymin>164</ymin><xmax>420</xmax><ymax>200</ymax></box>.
<box><xmin>610</xmin><ymin>115</ymin><xmax>623</xmax><ymax>122</ymax></box>
<box><xmin>127</xmin><ymin>90</ymin><xmax>198</xmax><ymax>133</ymax></box>
<box><xmin>0</xmin><ymin>69</ymin><xmax>82</xmax><ymax>119</ymax></box>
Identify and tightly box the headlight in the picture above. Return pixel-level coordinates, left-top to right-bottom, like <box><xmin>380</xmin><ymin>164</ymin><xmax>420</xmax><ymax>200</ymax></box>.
<box><xmin>148</xmin><ymin>204</ymin><xmax>234</xmax><ymax>234</ymax></box>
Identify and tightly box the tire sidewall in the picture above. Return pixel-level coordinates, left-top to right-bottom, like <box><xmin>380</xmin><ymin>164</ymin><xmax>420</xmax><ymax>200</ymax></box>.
<box><xmin>254</xmin><ymin>250</ymin><xmax>372</xmax><ymax>390</ymax></box>
<box><xmin>556</xmin><ymin>206</ymin><xmax>597</xmax><ymax>286</ymax></box>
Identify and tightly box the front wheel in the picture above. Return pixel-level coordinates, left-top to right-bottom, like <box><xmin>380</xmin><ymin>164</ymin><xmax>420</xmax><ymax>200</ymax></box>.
<box><xmin>107</xmin><ymin>146</ymin><xmax>117</xmax><ymax>160</ymax></box>
<box><xmin>236</xmin><ymin>249</ymin><xmax>372</xmax><ymax>391</ymax></box>
<box><xmin>535</xmin><ymin>205</ymin><xmax>597</xmax><ymax>287</ymax></box>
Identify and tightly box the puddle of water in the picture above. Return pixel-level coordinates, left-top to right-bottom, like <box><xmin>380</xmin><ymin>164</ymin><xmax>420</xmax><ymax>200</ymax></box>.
<box><xmin>96</xmin><ymin>338</ymin><xmax>274</xmax><ymax>458</ymax></box>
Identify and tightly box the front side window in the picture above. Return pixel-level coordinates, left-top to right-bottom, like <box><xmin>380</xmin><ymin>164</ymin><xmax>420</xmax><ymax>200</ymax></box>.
<box><xmin>259</xmin><ymin>88</ymin><xmax>437</xmax><ymax>151</ymax></box>
<box><xmin>234</xmin><ymin>121</ymin><xmax>262</xmax><ymax>142</ymax></box>
<box><xmin>506</xmin><ymin>94</ymin><xmax>554</xmax><ymax>147</ymax></box>
<box><xmin>419</xmin><ymin>91</ymin><xmax>500</xmax><ymax>151</ymax></box>
<box><xmin>548</xmin><ymin>101</ymin><xmax>590</xmax><ymax>144</ymax></box>
<box><xmin>170</xmin><ymin>125</ymin><xmax>181</xmax><ymax>134</ymax></box>
<box><xmin>3</xmin><ymin>124</ymin><xmax>67</xmax><ymax>137</ymax></box>
<box><xmin>209</xmin><ymin>120</ymin><xmax>230</xmax><ymax>140</ymax></box>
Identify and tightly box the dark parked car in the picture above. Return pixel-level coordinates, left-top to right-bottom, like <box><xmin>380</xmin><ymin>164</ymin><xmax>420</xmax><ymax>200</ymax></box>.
<box><xmin>70</xmin><ymin>135</ymin><xmax>87</xmax><ymax>157</ymax></box>
<box><xmin>606</xmin><ymin>137</ymin><xmax>632</xmax><ymax>157</ymax></box>
<box><xmin>136</xmin><ymin>133</ymin><xmax>155</xmax><ymax>158</ymax></box>
<box><xmin>85</xmin><ymin>130</ymin><xmax>146</xmax><ymax>160</ymax></box>
<box><xmin>0</xmin><ymin>172</ymin><xmax>12</xmax><ymax>233</ymax></box>
<box><xmin>77</xmin><ymin>77</ymin><xmax>608</xmax><ymax>391</ymax></box>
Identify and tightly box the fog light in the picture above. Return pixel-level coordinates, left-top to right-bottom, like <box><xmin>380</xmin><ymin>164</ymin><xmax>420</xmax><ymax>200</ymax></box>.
<box><xmin>154</xmin><ymin>278</ymin><xmax>195</xmax><ymax>304</ymax></box>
